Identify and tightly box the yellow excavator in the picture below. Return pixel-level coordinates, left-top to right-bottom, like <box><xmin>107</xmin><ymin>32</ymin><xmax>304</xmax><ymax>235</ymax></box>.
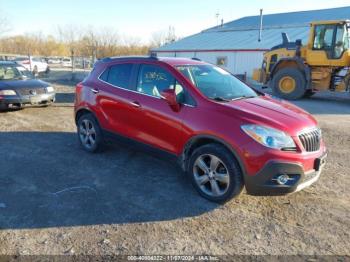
<box><xmin>252</xmin><ymin>20</ymin><xmax>350</xmax><ymax>100</ymax></box>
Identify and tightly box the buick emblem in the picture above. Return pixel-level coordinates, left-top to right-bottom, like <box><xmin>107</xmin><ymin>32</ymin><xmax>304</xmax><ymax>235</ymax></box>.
<box><xmin>30</xmin><ymin>90</ymin><xmax>37</xmax><ymax>95</ymax></box>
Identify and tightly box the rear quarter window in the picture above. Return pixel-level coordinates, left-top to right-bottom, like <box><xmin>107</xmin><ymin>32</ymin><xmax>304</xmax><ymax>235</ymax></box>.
<box><xmin>99</xmin><ymin>63</ymin><xmax>133</xmax><ymax>89</ymax></box>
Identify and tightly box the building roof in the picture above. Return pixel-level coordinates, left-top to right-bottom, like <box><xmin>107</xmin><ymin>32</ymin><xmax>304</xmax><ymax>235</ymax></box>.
<box><xmin>154</xmin><ymin>6</ymin><xmax>350</xmax><ymax>52</ymax></box>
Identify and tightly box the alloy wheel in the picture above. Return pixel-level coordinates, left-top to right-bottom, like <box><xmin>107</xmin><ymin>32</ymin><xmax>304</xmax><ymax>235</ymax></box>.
<box><xmin>193</xmin><ymin>154</ymin><xmax>230</xmax><ymax>197</ymax></box>
<box><xmin>79</xmin><ymin>119</ymin><xmax>96</xmax><ymax>149</ymax></box>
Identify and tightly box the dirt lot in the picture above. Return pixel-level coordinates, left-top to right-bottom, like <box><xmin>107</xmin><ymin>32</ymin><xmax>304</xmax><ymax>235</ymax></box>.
<box><xmin>0</xmin><ymin>82</ymin><xmax>349</xmax><ymax>256</ymax></box>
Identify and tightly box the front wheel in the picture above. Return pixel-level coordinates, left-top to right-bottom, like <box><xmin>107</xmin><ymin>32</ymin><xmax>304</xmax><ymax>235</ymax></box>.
<box><xmin>272</xmin><ymin>68</ymin><xmax>306</xmax><ymax>100</ymax></box>
<box><xmin>0</xmin><ymin>104</ymin><xmax>9</xmax><ymax>111</ymax></box>
<box><xmin>77</xmin><ymin>113</ymin><xmax>104</xmax><ymax>153</ymax></box>
<box><xmin>187</xmin><ymin>144</ymin><xmax>244</xmax><ymax>203</ymax></box>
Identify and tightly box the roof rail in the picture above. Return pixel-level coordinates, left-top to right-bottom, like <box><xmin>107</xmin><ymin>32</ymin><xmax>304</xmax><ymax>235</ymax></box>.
<box><xmin>192</xmin><ymin>57</ymin><xmax>201</xmax><ymax>61</ymax></box>
<box><xmin>100</xmin><ymin>56</ymin><xmax>158</xmax><ymax>63</ymax></box>
<box><xmin>149</xmin><ymin>51</ymin><xmax>158</xmax><ymax>60</ymax></box>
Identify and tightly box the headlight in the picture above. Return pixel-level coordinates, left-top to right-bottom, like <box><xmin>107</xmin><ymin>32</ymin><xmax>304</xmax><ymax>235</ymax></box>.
<box><xmin>0</xmin><ymin>90</ymin><xmax>16</xmax><ymax>96</ymax></box>
<box><xmin>241</xmin><ymin>124</ymin><xmax>296</xmax><ymax>150</ymax></box>
<box><xmin>46</xmin><ymin>86</ymin><xmax>54</xmax><ymax>93</ymax></box>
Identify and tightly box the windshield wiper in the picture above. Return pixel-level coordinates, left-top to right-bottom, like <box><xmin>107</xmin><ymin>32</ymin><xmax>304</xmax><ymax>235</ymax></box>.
<box><xmin>231</xmin><ymin>95</ymin><xmax>256</xmax><ymax>101</ymax></box>
<box><xmin>210</xmin><ymin>97</ymin><xmax>230</xmax><ymax>102</ymax></box>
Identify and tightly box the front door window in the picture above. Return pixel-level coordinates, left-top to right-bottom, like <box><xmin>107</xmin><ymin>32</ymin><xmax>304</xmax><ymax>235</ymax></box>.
<box><xmin>137</xmin><ymin>64</ymin><xmax>185</xmax><ymax>103</ymax></box>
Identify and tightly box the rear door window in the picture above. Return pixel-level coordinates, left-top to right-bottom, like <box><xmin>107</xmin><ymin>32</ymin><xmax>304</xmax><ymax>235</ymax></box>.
<box><xmin>100</xmin><ymin>63</ymin><xmax>133</xmax><ymax>89</ymax></box>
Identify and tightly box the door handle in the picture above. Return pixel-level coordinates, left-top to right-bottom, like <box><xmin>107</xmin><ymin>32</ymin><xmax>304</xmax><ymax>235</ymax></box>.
<box><xmin>91</xmin><ymin>88</ymin><xmax>99</xmax><ymax>94</ymax></box>
<box><xmin>130</xmin><ymin>101</ymin><xmax>141</xmax><ymax>108</ymax></box>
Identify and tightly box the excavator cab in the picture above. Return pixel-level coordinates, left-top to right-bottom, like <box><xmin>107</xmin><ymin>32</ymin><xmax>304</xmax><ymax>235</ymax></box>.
<box><xmin>306</xmin><ymin>20</ymin><xmax>350</xmax><ymax>65</ymax></box>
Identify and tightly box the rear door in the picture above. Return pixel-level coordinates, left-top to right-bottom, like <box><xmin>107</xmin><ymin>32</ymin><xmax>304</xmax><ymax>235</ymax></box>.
<box><xmin>95</xmin><ymin>63</ymin><xmax>136</xmax><ymax>136</ymax></box>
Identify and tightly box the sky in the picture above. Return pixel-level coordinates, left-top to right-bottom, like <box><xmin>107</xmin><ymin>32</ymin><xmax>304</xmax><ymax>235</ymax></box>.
<box><xmin>1</xmin><ymin>0</ymin><xmax>350</xmax><ymax>43</ymax></box>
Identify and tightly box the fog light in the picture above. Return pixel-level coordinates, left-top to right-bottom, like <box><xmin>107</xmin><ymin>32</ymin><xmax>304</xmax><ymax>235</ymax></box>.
<box><xmin>276</xmin><ymin>174</ymin><xmax>290</xmax><ymax>185</ymax></box>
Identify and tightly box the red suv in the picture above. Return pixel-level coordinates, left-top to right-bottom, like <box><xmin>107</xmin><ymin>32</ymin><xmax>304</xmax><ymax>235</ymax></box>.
<box><xmin>74</xmin><ymin>56</ymin><xmax>327</xmax><ymax>202</ymax></box>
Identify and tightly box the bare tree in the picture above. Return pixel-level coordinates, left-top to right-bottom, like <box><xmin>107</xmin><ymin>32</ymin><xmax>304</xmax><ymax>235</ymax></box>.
<box><xmin>150</xmin><ymin>30</ymin><xmax>167</xmax><ymax>48</ymax></box>
<box><xmin>0</xmin><ymin>22</ymin><xmax>151</xmax><ymax>58</ymax></box>
<box><xmin>56</xmin><ymin>24</ymin><xmax>83</xmax><ymax>55</ymax></box>
<box><xmin>150</xmin><ymin>26</ymin><xmax>179</xmax><ymax>48</ymax></box>
<box><xmin>0</xmin><ymin>10</ymin><xmax>11</xmax><ymax>36</ymax></box>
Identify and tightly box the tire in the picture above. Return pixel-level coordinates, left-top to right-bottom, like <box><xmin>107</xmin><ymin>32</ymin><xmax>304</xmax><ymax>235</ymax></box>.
<box><xmin>77</xmin><ymin>113</ymin><xmax>104</xmax><ymax>153</ymax></box>
<box><xmin>272</xmin><ymin>68</ymin><xmax>306</xmax><ymax>100</ymax></box>
<box><xmin>0</xmin><ymin>104</ymin><xmax>8</xmax><ymax>111</ymax></box>
<box><xmin>346</xmin><ymin>78</ymin><xmax>350</xmax><ymax>93</ymax></box>
<box><xmin>187</xmin><ymin>143</ymin><xmax>244</xmax><ymax>203</ymax></box>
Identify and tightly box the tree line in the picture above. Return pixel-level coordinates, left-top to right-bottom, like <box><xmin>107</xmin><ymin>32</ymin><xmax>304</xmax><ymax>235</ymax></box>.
<box><xmin>0</xmin><ymin>23</ymin><xmax>178</xmax><ymax>58</ymax></box>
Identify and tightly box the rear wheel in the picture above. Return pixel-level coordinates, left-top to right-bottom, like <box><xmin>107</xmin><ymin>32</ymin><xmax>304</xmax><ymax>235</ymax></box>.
<box><xmin>272</xmin><ymin>68</ymin><xmax>306</xmax><ymax>100</ymax></box>
<box><xmin>187</xmin><ymin>144</ymin><xmax>244</xmax><ymax>203</ymax></box>
<box><xmin>77</xmin><ymin>113</ymin><xmax>104</xmax><ymax>153</ymax></box>
<box><xmin>346</xmin><ymin>78</ymin><xmax>350</xmax><ymax>94</ymax></box>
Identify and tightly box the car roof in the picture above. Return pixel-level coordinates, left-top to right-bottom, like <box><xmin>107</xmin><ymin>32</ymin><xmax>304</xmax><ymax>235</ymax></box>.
<box><xmin>158</xmin><ymin>57</ymin><xmax>205</xmax><ymax>66</ymax></box>
<box><xmin>99</xmin><ymin>56</ymin><xmax>206</xmax><ymax>66</ymax></box>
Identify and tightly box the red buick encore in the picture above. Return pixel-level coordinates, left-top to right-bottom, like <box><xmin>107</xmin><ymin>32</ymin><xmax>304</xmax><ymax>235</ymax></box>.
<box><xmin>74</xmin><ymin>56</ymin><xmax>327</xmax><ymax>202</ymax></box>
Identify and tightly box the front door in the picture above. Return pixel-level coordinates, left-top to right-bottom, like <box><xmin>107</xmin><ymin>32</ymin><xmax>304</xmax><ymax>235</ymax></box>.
<box><xmin>126</xmin><ymin>63</ymin><xmax>188</xmax><ymax>154</ymax></box>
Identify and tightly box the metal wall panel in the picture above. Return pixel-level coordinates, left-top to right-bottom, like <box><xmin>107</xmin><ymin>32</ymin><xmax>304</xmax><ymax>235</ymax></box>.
<box><xmin>157</xmin><ymin>51</ymin><xmax>264</xmax><ymax>76</ymax></box>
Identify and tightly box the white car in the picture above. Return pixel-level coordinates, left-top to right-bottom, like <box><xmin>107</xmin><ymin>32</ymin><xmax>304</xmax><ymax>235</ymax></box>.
<box><xmin>47</xmin><ymin>57</ymin><xmax>61</xmax><ymax>64</ymax></box>
<box><xmin>14</xmin><ymin>56</ymin><xmax>49</xmax><ymax>75</ymax></box>
<box><xmin>61</xmin><ymin>58</ymin><xmax>72</xmax><ymax>67</ymax></box>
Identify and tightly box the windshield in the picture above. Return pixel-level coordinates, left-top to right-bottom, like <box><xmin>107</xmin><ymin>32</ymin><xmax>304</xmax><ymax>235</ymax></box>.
<box><xmin>0</xmin><ymin>65</ymin><xmax>32</xmax><ymax>80</ymax></box>
<box><xmin>14</xmin><ymin>57</ymin><xmax>28</xmax><ymax>62</ymax></box>
<box><xmin>176</xmin><ymin>64</ymin><xmax>258</xmax><ymax>101</ymax></box>
<box><xmin>16</xmin><ymin>66</ymin><xmax>33</xmax><ymax>78</ymax></box>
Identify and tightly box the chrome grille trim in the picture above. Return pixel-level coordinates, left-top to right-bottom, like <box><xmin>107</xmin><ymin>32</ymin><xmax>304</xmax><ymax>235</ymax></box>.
<box><xmin>298</xmin><ymin>128</ymin><xmax>321</xmax><ymax>152</ymax></box>
<box><xmin>17</xmin><ymin>87</ymin><xmax>47</xmax><ymax>96</ymax></box>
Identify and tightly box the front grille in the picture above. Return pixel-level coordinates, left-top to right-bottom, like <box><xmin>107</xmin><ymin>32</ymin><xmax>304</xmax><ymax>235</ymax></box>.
<box><xmin>299</xmin><ymin>128</ymin><xmax>321</xmax><ymax>152</ymax></box>
<box><xmin>17</xmin><ymin>87</ymin><xmax>47</xmax><ymax>96</ymax></box>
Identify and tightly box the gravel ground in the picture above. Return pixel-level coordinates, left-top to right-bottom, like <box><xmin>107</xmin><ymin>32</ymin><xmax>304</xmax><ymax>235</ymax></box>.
<box><xmin>0</xmin><ymin>83</ymin><xmax>349</xmax><ymax>256</ymax></box>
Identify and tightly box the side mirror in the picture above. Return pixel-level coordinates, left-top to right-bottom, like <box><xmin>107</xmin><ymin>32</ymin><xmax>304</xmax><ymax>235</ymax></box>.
<box><xmin>160</xmin><ymin>88</ymin><xmax>180</xmax><ymax>112</ymax></box>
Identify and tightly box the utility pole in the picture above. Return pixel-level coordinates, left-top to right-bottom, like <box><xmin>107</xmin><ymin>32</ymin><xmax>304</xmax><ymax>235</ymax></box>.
<box><xmin>71</xmin><ymin>48</ymin><xmax>75</xmax><ymax>81</ymax></box>
<box><xmin>258</xmin><ymin>9</ymin><xmax>263</xmax><ymax>42</ymax></box>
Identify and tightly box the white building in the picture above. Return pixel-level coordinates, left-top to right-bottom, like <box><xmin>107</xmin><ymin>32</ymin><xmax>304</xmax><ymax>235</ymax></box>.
<box><xmin>153</xmin><ymin>6</ymin><xmax>350</xmax><ymax>77</ymax></box>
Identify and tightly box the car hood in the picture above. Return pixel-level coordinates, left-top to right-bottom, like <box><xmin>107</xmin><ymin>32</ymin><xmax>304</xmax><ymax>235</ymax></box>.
<box><xmin>224</xmin><ymin>95</ymin><xmax>317</xmax><ymax>136</ymax></box>
<box><xmin>0</xmin><ymin>79</ymin><xmax>49</xmax><ymax>90</ymax></box>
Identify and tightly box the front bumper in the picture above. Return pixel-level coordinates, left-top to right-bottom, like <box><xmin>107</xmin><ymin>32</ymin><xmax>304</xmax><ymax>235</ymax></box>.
<box><xmin>0</xmin><ymin>93</ymin><xmax>55</xmax><ymax>108</ymax></box>
<box><xmin>245</xmin><ymin>153</ymin><xmax>327</xmax><ymax>195</ymax></box>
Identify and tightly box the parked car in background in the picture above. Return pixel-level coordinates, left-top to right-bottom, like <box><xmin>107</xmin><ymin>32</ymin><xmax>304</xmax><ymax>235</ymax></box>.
<box><xmin>61</xmin><ymin>57</ymin><xmax>72</xmax><ymax>67</ymax></box>
<box><xmin>0</xmin><ymin>61</ymin><xmax>55</xmax><ymax>110</ymax></box>
<box><xmin>47</xmin><ymin>57</ymin><xmax>61</xmax><ymax>64</ymax></box>
<box><xmin>74</xmin><ymin>56</ymin><xmax>327</xmax><ymax>203</ymax></box>
<box><xmin>14</xmin><ymin>56</ymin><xmax>50</xmax><ymax>75</ymax></box>
<box><xmin>74</xmin><ymin>57</ymin><xmax>92</xmax><ymax>69</ymax></box>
